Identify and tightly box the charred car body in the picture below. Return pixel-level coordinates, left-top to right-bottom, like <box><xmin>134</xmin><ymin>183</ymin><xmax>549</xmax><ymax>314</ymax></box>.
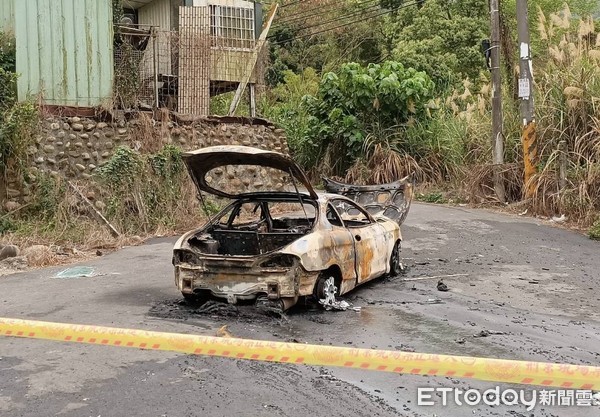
<box><xmin>173</xmin><ymin>146</ymin><xmax>414</xmax><ymax>310</ymax></box>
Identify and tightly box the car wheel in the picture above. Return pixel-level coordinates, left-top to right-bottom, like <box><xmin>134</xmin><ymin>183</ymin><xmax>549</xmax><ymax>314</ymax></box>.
<box><xmin>389</xmin><ymin>240</ymin><xmax>403</xmax><ymax>276</ymax></box>
<box><xmin>315</xmin><ymin>274</ymin><xmax>338</xmax><ymax>309</ymax></box>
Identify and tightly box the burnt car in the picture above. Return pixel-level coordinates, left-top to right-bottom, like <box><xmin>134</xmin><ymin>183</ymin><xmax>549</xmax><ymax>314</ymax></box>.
<box><xmin>173</xmin><ymin>146</ymin><xmax>414</xmax><ymax>310</ymax></box>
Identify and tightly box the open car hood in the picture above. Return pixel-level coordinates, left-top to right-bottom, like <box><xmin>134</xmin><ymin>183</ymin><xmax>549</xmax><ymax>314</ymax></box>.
<box><xmin>322</xmin><ymin>174</ymin><xmax>415</xmax><ymax>225</ymax></box>
<box><xmin>183</xmin><ymin>145</ymin><xmax>318</xmax><ymax>199</ymax></box>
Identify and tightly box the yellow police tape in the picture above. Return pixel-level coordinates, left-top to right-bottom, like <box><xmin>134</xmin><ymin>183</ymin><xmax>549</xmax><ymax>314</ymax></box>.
<box><xmin>1</xmin><ymin>317</ymin><xmax>598</xmax><ymax>389</ymax></box>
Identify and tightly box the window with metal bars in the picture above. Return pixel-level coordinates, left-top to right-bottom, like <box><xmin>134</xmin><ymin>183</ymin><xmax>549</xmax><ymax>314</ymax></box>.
<box><xmin>210</xmin><ymin>5</ymin><xmax>255</xmax><ymax>49</ymax></box>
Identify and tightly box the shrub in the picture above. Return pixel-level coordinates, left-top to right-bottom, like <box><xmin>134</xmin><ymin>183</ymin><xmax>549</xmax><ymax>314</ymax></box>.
<box><xmin>260</xmin><ymin>68</ymin><xmax>320</xmax><ymax>167</ymax></box>
<box><xmin>303</xmin><ymin>61</ymin><xmax>435</xmax><ymax>176</ymax></box>
<box><xmin>97</xmin><ymin>144</ymin><xmax>201</xmax><ymax>234</ymax></box>
<box><xmin>589</xmin><ymin>219</ymin><xmax>600</xmax><ymax>240</ymax></box>
<box><xmin>0</xmin><ymin>31</ymin><xmax>38</xmax><ymax>177</ymax></box>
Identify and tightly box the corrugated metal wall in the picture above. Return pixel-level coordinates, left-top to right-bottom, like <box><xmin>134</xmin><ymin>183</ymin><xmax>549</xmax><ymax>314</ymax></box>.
<box><xmin>14</xmin><ymin>0</ymin><xmax>113</xmax><ymax>107</ymax></box>
<box><xmin>0</xmin><ymin>0</ymin><xmax>15</xmax><ymax>32</ymax></box>
<box><xmin>139</xmin><ymin>0</ymin><xmax>172</xmax><ymax>30</ymax></box>
<box><xmin>139</xmin><ymin>0</ymin><xmax>173</xmax><ymax>76</ymax></box>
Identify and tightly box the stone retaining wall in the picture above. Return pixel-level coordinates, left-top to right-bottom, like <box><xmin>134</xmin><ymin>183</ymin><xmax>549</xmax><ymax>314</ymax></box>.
<box><xmin>4</xmin><ymin>115</ymin><xmax>289</xmax><ymax>205</ymax></box>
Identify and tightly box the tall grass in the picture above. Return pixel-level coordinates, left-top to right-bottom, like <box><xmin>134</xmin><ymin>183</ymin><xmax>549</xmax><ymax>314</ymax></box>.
<box><xmin>522</xmin><ymin>8</ymin><xmax>600</xmax><ymax>224</ymax></box>
<box><xmin>435</xmin><ymin>7</ymin><xmax>600</xmax><ymax>223</ymax></box>
<box><xmin>261</xmin><ymin>7</ymin><xmax>600</xmax><ymax>228</ymax></box>
<box><xmin>1</xmin><ymin>144</ymin><xmax>208</xmax><ymax>250</ymax></box>
<box><xmin>96</xmin><ymin>144</ymin><xmax>205</xmax><ymax>235</ymax></box>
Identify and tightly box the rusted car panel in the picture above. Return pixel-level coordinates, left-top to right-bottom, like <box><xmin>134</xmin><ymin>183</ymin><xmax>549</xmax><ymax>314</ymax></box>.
<box><xmin>173</xmin><ymin>146</ymin><xmax>410</xmax><ymax>310</ymax></box>
<box><xmin>182</xmin><ymin>145</ymin><xmax>318</xmax><ymax>199</ymax></box>
<box><xmin>322</xmin><ymin>174</ymin><xmax>415</xmax><ymax>225</ymax></box>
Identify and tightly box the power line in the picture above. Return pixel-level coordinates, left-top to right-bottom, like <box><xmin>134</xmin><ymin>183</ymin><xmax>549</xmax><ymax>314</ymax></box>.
<box><xmin>271</xmin><ymin>0</ymin><xmax>418</xmax><ymax>45</ymax></box>
<box><xmin>270</xmin><ymin>1</ymin><xmax>383</xmax><ymax>38</ymax></box>
<box><xmin>278</xmin><ymin>2</ymin><xmax>347</xmax><ymax>26</ymax></box>
<box><xmin>286</xmin><ymin>2</ymin><xmax>383</xmax><ymax>34</ymax></box>
<box><xmin>276</xmin><ymin>3</ymin><xmax>381</xmax><ymax>32</ymax></box>
<box><xmin>276</xmin><ymin>0</ymin><xmax>377</xmax><ymax>25</ymax></box>
<box><xmin>279</xmin><ymin>0</ymin><xmax>305</xmax><ymax>8</ymax></box>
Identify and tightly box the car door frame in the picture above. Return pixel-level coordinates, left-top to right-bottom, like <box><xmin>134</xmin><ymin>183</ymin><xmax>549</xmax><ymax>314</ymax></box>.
<box><xmin>325</xmin><ymin>202</ymin><xmax>357</xmax><ymax>293</ymax></box>
<box><xmin>330</xmin><ymin>198</ymin><xmax>389</xmax><ymax>284</ymax></box>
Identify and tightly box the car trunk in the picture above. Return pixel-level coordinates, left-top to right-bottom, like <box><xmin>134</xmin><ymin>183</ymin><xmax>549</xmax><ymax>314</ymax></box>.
<box><xmin>187</xmin><ymin>217</ymin><xmax>313</xmax><ymax>256</ymax></box>
<box><xmin>179</xmin><ymin>146</ymin><xmax>319</xmax><ymax>257</ymax></box>
<box><xmin>182</xmin><ymin>145</ymin><xmax>318</xmax><ymax>200</ymax></box>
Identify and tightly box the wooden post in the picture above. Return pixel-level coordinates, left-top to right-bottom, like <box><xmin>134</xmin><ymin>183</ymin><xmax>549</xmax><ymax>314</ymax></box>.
<box><xmin>558</xmin><ymin>140</ymin><xmax>567</xmax><ymax>191</ymax></box>
<box><xmin>228</xmin><ymin>4</ymin><xmax>278</xmax><ymax>116</ymax></box>
<box><xmin>249</xmin><ymin>84</ymin><xmax>256</xmax><ymax>117</ymax></box>
<box><xmin>490</xmin><ymin>0</ymin><xmax>506</xmax><ymax>203</ymax></box>
<box><xmin>152</xmin><ymin>28</ymin><xmax>159</xmax><ymax>109</ymax></box>
<box><xmin>517</xmin><ymin>0</ymin><xmax>537</xmax><ymax>198</ymax></box>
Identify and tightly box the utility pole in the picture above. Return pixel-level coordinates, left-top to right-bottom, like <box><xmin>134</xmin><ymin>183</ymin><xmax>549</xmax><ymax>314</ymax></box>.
<box><xmin>490</xmin><ymin>0</ymin><xmax>506</xmax><ymax>203</ymax></box>
<box><xmin>516</xmin><ymin>0</ymin><xmax>537</xmax><ymax>199</ymax></box>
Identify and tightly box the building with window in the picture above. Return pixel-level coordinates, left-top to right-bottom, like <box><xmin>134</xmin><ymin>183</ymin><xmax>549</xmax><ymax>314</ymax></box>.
<box><xmin>0</xmin><ymin>0</ymin><xmax>267</xmax><ymax>116</ymax></box>
<box><xmin>208</xmin><ymin>2</ymin><xmax>257</xmax><ymax>49</ymax></box>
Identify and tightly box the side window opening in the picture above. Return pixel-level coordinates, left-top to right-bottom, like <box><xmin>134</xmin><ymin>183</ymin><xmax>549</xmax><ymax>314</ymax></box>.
<box><xmin>331</xmin><ymin>199</ymin><xmax>371</xmax><ymax>228</ymax></box>
<box><xmin>326</xmin><ymin>204</ymin><xmax>343</xmax><ymax>227</ymax></box>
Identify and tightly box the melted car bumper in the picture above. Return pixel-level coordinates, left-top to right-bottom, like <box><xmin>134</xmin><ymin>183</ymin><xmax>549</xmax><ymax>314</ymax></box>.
<box><xmin>175</xmin><ymin>263</ymin><xmax>319</xmax><ymax>303</ymax></box>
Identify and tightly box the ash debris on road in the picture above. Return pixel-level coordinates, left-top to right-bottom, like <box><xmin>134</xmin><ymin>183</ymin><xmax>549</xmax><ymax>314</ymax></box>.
<box><xmin>149</xmin><ymin>298</ymin><xmax>287</xmax><ymax>323</ymax></box>
<box><xmin>148</xmin><ymin>296</ymin><xmax>363</xmax><ymax>329</ymax></box>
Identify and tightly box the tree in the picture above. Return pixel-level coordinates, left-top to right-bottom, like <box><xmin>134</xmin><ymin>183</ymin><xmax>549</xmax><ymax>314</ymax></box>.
<box><xmin>266</xmin><ymin>0</ymin><xmax>386</xmax><ymax>86</ymax></box>
<box><xmin>303</xmin><ymin>61</ymin><xmax>434</xmax><ymax>174</ymax></box>
<box><xmin>382</xmin><ymin>0</ymin><xmax>489</xmax><ymax>91</ymax></box>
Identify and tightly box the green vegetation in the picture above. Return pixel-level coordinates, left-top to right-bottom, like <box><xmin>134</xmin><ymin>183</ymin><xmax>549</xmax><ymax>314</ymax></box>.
<box><xmin>302</xmin><ymin>61</ymin><xmax>434</xmax><ymax>174</ymax></box>
<box><xmin>3</xmin><ymin>0</ymin><xmax>600</xmax><ymax>247</ymax></box>
<box><xmin>261</xmin><ymin>0</ymin><xmax>600</xmax><ymax>234</ymax></box>
<box><xmin>1</xmin><ymin>173</ymin><xmax>85</xmax><ymax>243</ymax></box>
<box><xmin>525</xmin><ymin>8</ymin><xmax>600</xmax><ymax>224</ymax></box>
<box><xmin>417</xmin><ymin>191</ymin><xmax>447</xmax><ymax>204</ymax></box>
<box><xmin>113</xmin><ymin>42</ymin><xmax>144</xmax><ymax>109</ymax></box>
<box><xmin>0</xmin><ymin>28</ymin><xmax>203</xmax><ymax>248</ymax></box>
<box><xmin>0</xmin><ymin>32</ymin><xmax>38</xmax><ymax>176</ymax></box>
<box><xmin>382</xmin><ymin>0</ymin><xmax>490</xmax><ymax>91</ymax></box>
<box><xmin>260</xmin><ymin>68</ymin><xmax>320</xmax><ymax>166</ymax></box>
<box><xmin>1</xmin><ymin>144</ymin><xmax>205</xmax><ymax>247</ymax></box>
<box><xmin>589</xmin><ymin>219</ymin><xmax>600</xmax><ymax>240</ymax></box>
<box><xmin>97</xmin><ymin>144</ymin><xmax>201</xmax><ymax>234</ymax></box>
<box><xmin>112</xmin><ymin>0</ymin><xmax>124</xmax><ymax>26</ymax></box>
<box><xmin>266</xmin><ymin>0</ymin><xmax>386</xmax><ymax>86</ymax></box>
<box><xmin>0</xmin><ymin>31</ymin><xmax>15</xmax><ymax>73</ymax></box>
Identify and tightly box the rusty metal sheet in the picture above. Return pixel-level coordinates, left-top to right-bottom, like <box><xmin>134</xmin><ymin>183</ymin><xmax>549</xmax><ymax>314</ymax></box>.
<box><xmin>322</xmin><ymin>174</ymin><xmax>415</xmax><ymax>225</ymax></box>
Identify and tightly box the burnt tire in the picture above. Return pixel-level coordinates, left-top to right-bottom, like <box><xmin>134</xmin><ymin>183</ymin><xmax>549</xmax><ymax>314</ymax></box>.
<box><xmin>315</xmin><ymin>273</ymin><xmax>338</xmax><ymax>309</ymax></box>
<box><xmin>389</xmin><ymin>240</ymin><xmax>403</xmax><ymax>276</ymax></box>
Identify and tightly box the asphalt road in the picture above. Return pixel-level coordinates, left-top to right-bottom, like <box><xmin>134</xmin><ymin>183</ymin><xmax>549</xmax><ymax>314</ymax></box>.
<box><xmin>1</xmin><ymin>203</ymin><xmax>599</xmax><ymax>416</ymax></box>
